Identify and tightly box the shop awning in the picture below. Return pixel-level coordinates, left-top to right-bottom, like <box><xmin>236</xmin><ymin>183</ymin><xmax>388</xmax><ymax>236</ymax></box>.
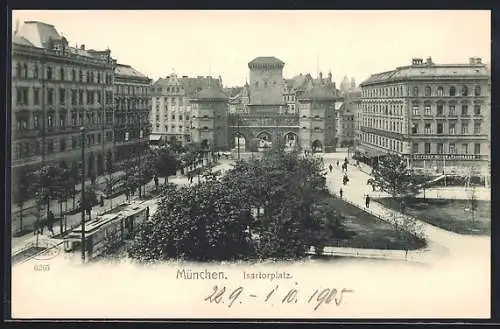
<box><xmin>149</xmin><ymin>134</ymin><xmax>163</xmax><ymax>141</ymax></box>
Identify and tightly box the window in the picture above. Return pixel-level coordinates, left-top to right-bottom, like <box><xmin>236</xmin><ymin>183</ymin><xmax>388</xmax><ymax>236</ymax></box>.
<box><xmin>474</xmin><ymin>105</ymin><xmax>481</xmax><ymax>115</ymax></box>
<box><xmin>474</xmin><ymin>143</ymin><xmax>481</xmax><ymax>154</ymax></box>
<box><xmin>411</xmin><ymin>123</ymin><xmax>418</xmax><ymax>134</ymax></box>
<box><xmin>449</xmin><ymin>86</ymin><xmax>456</xmax><ymax>96</ymax></box>
<box><xmin>47</xmin><ymin>140</ymin><xmax>54</xmax><ymax>153</ymax></box>
<box><xmin>59</xmin><ymin>112</ymin><xmax>65</xmax><ymax>127</ymax></box>
<box><xmin>412</xmin><ymin>104</ymin><xmax>419</xmax><ymax>116</ymax></box>
<box><xmin>34</xmin><ymin>65</ymin><xmax>39</xmax><ymax>79</ymax></box>
<box><xmin>255</xmin><ymin>81</ymin><xmax>259</xmax><ymax>88</ymax></box>
<box><xmin>424</xmin><ymin>143</ymin><xmax>431</xmax><ymax>154</ymax></box>
<box><xmin>60</xmin><ymin>138</ymin><xmax>66</xmax><ymax>152</ymax></box>
<box><xmin>437</xmin><ymin>86</ymin><xmax>444</xmax><ymax>96</ymax></box>
<box><xmin>461</xmin><ymin>122</ymin><xmax>468</xmax><ymax>134</ymax></box>
<box><xmin>60</xmin><ymin>67</ymin><xmax>65</xmax><ymax>81</ymax></box>
<box><xmin>449</xmin><ymin>143</ymin><xmax>456</xmax><ymax>154</ymax></box>
<box><xmin>34</xmin><ymin>88</ymin><xmax>40</xmax><ymax>105</ymax></box>
<box><xmin>424</xmin><ymin>104</ymin><xmax>431</xmax><ymax>116</ymax></box>
<box><xmin>437</xmin><ymin>143</ymin><xmax>444</xmax><ymax>154</ymax></box>
<box><xmin>437</xmin><ymin>103</ymin><xmax>444</xmax><ymax>116</ymax></box>
<box><xmin>461</xmin><ymin>86</ymin><xmax>468</xmax><ymax>96</ymax></box>
<box><xmin>72</xmin><ymin>69</ymin><xmax>76</xmax><ymax>81</ymax></box>
<box><xmin>172</xmin><ymin>115</ymin><xmax>176</xmax><ymax>120</ymax></box>
<box><xmin>474</xmin><ymin>122</ymin><xmax>481</xmax><ymax>134</ymax></box>
<box><xmin>59</xmin><ymin>88</ymin><xmax>66</xmax><ymax>105</ymax></box>
<box><xmin>79</xmin><ymin>90</ymin><xmax>84</xmax><ymax>105</ymax></box>
<box><xmin>461</xmin><ymin>105</ymin><xmax>468</xmax><ymax>116</ymax></box>
<box><xmin>437</xmin><ymin>123</ymin><xmax>443</xmax><ymax>134</ymax></box>
<box><xmin>33</xmin><ymin>113</ymin><xmax>39</xmax><ymax>129</ymax></box>
<box><xmin>461</xmin><ymin>143</ymin><xmax>469</xmax><ymax>154</ymax></box>
<box><xmin>79</xmin><ymin>70</ymin><xmax>83</xmax><ymax>82</ymax></box>
<box><xmin>72</xmin><ymin>137</ymin><xmax>77</xmax><ymax>149</ymax></box>
<box><xmin>424</xmin><ymin>86</ymin><xmax>431</xmax><ymax>97</ymax></box>
<box><xmin>474</xmin><ymin>85</ymin><xmax>481</xmax><ymax>96</ymax></box>
<box><xmin>449</xmin><ymin>105</ymin><xmax>456</xmax><ymax>116</ymax></box>
<box><xmin>46</xmin><ymin>66</ymin><xmax>52</xmax><ymax>80</ymax></box>
<box><xmin>412</xmin><ymin>86</ymin><xmax>418</xmax><ymax>97</ymax></box>
<box><xmin>47</xmin><ymin>88</ymin><xmax>54</xmax><ymax>105</ymax></box>
<box><xmin>424</xmin><ymin>123</ymin><xmax>431</xmax><ymax>134</ymax></box>
<box><xmin>449</xmin><ymin>123</ymin><xmax>456</xmax><ymax>134</ymax></box>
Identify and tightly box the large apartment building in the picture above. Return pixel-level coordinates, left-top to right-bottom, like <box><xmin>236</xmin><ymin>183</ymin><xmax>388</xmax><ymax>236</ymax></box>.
<box><xmin>12</xmin><ymin>21</ymin><xmax>116</xmax><ymax>186</ymax></box>
<box><xmin>113</xmin><ymin>64</ymin><xmax>152</xmax><ymax>163</ymax></box>
<box><xmin>358</xmin><ymin>57</ymin><xmax>490</xmax><ymax>178</ymax></box>
<box><xmin>149</xmin><ymin>73</ymin><xmax>223</xmax><ymax>146</ymax></box>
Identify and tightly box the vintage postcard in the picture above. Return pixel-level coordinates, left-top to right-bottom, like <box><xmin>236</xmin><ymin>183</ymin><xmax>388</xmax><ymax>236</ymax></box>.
<box><xmin>9</xmin><ymin>10</ymin><xmax>491</xmax><ymax>319</ymax></box>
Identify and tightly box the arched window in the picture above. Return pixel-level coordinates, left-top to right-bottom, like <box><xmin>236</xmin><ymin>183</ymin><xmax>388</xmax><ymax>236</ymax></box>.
<box><xmin>60</xmin><ymin>67</ymin><xmax>65</xmax><ymax>81</ymax></box>
<box><xmin>46</xmin><ymin>66</ymin><xmax>52</xmax><ymax>80</ymax></box>
<box><xmin>34</xmin><ymin>65</ymin><xmax>39</xmax><ymax>79</ymax></box>
<box><xmin>474</xmin><ymin>85</ymin><xmax>481</xmax><ymax>96</ymax></box>
<box><xmin>16</xmin><ymin>63</ymin><xmax>22</xmax><ymax>77</ymax></box>
<box><xmin>424</xmin><ymin>86</ymin><xmax>431</xmax><ymax>97</ymax></box>
<box><xmin>412</xmin><ymin>86</ymin><xmax>419</xmax><ymax>97</ymax></box>
<box><xmin>461</xmin><ymin>86</ymin><xmax>468</xmax><ymax>96</ymax></box>
<box><xmin>449</xmin><ymin>86</ymin><xmax>456</xmax><ymax>96</ymax></box>
<box><xmin>437</xmin><ymin>86</ymin><xmax>444</xmax><ymax>96</ymax></box>
<box><xmin>23</xmin><ymin>64</ymin><xmax>28</xmax><ymax>78</ymax></box>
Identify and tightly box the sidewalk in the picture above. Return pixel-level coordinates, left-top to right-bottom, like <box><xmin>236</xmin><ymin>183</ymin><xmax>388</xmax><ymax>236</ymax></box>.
<box><xmin>11</xmin><ymin>160</ymin><xmax>231</xmax><ymax>254</ymax></box>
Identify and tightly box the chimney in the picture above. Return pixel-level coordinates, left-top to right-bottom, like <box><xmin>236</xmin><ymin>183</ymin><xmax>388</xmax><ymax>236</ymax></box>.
<box><xmin>80</xmin><ymin>44</ymin><xmax>85</xmax><ymax>50</ymax></box>
<box><xmin>469</xmin><ymin>57</ymin><xmax>482</xmax><ymax>65</ymax></box>
<box><xmin>182</xmin><ymin>75</ymin><xmax>188</xmax><ymax>78</ymax></box>
<box><xmin>412</xmin><ymin>58</ymin><xmax>423</xmax><ymax>65</ymax></box>
<box><xmin>328</xmin><ymin>72</ymin><xmax>332</xmax><ymax>82</ymax></box>
<box><xmin>426</xmin><ymin>57</ymin><xmax>433</xmax><ymax>65</ymax></box>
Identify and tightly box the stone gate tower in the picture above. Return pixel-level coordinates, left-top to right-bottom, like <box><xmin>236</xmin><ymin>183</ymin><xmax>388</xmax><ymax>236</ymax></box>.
<box><xmin>248</xmin><ymin>57</ymin><xmax>286</xmax><ymax>105</ymax></box>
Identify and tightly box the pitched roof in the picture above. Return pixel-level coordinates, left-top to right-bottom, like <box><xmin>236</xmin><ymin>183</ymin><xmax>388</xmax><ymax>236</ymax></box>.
<box><xmin>15</xmin><ymin>21</ymin><xmax>61</xmax><ymax>49</ymax></box>
<box><xmin>300</xmin><ymin>85</ymin><xmax>336</xmax><ymax>100</ymax></box>
<box><xmin>362</xmin><ymin>63</ymin><xmax>489</xmax><ymax>85</ymax></box>
<box><xmin>115</xmin><ymin>64</ymin><xmax>148</xmax><ymax>78</ymax></box>
<box><xmin>192</xmin><ymin>86</ymin><xmax>228</xmax><ymax>100</ymax></box>
<box><xmin>248</xmin><ymin>56</ymin><xmax>285</xmax><ymax>66</ymax></box>
<box><xmin>12</xmin><ymin>35</ymin><xmax>34</xmax><ymax>47</ymax></box>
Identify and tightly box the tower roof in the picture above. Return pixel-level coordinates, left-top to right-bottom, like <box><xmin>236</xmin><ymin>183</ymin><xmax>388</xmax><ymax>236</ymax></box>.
<box><xmin>248</xmin><ymin>56</ymin><xmax>285</xmax><ymax>67</ymax></box>
<box><xmin>15</xmin><ymin>21</ymin><xmax>61</xmax><ymax>49</ymax></box>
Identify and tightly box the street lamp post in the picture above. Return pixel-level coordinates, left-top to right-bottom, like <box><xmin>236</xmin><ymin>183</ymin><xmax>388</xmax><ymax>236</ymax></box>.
<box><xmin>80</xmin><ymin>126</ymin><xmax>86</xmax><ymax>263</ymax></box>
<box><xmin>237</xmin><ymin>114</ymin><xmax>240</xmax><ymax>161</ymax></box>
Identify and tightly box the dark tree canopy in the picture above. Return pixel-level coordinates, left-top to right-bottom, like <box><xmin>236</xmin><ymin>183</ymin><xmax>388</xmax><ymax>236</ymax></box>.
<box><xmin>128</xmin><ymin>147</ymin><xmax>345</xmax><ymax>262</ymax></box>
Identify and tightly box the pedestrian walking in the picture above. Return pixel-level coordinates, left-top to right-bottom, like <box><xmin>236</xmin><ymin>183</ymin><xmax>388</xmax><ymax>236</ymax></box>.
<box><xmin>400</xmin><ymin>199</ymin><xmax>406</xmax><ymax>214</ymax></box>
<box><xmin>339</xmin><ymin>188</ymin><xmax>343</xmax><ymax>198</ymax></box>
<box><xmin>336</xmin><ymin>160</ymin><xmax>339</xmax><ymax>167</ymax></box>
<box><xmin>329</xmin><ymin>164</ymin><xmax>333</xmax><ymax>173</ymax></box>
<box><xmin>365</xmin><ymin>194</ymin><xmax>371</xmax><ymax>208</ymax></box>
<box><xmin>146</xmin><ymin>206</ymin><xmax>150</xmax><ymax>220</ymax></box>
<box><xmin>100</xmin><ymin>195</ymin><xmax>105</xmax><ymax>207</ymax></box>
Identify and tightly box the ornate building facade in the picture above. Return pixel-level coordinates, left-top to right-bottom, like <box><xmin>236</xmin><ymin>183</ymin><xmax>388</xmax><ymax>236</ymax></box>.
<box><xmin>113</xmin><ymin>64</ymin><xmax>152</xmax><ymax>163</ymax></box>
<box><xmin>149</xmin><ymin>74</ymin><xmax>223</xmax><ymax>145</ymax></box>
<box><xmin>12</xmin><ymin>21</ymin><xmax>116</xmax><ymax>186</ymax></box>
<box><xmin>359</xmin><ymin>57</ymin><xmax>490</xmax><ymax>179</ymax></box>
<box><xmin>228</xmin><ymin>57</ymin><xmax>338</xmax><ymax>152</ymax></box>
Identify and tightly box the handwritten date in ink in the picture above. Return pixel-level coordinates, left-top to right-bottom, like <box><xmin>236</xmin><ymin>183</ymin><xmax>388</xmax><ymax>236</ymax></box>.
<box><xmin>204</xmin><ymin>284</ymin><xmax>354</xmax><ymax>310</ymax></box>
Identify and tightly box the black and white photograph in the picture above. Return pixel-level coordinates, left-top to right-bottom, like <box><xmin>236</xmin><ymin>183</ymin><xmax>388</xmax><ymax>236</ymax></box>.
<box><xmin>8</xmin><ymin>10</ymin><xmax>491</xmax><ymax>319</ymax></box>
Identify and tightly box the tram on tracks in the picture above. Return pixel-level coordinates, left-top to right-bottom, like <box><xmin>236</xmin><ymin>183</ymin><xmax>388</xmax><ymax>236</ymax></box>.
<box><xmin>63</xmin><ymin>201</ymin><xmax>149</xmax><ymax>260</ymax></box>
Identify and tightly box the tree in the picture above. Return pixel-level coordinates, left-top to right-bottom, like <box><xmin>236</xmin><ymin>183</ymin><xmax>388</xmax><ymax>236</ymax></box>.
<box><xmin>147</xmin><ymin>147</ymin><xmax>179</xmax><ymax>184</ymax></box>
<box><xmin>12</xmin><ymin>170</ymin><xmax>31</xmax><ymax>235</ymax></box>
<box><xmin>28</xmin><ymin>165</ymin><xmax>66</xmax><ymax>221</ymax></box>
<box><xmin>54</xmin><ymin>168</ymin><xmax>73</xmax><ymax>235</ymax></box>
<box><xmin>371</xmin><ymin>153</ymin><xmax>421</xmax><ymax>198</ymax></box>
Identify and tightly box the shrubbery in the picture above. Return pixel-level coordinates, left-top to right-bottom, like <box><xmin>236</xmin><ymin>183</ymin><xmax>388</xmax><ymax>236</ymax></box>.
<box><xmin>128</xmin><ymin>148</ymin><xmax>348</xmax><ymax>262</ymax></box>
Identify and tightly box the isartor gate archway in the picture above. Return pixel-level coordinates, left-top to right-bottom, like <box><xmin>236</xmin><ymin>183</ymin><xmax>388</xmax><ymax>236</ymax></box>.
<box><xmin>228</xmin><ymin>126</ymin><xmax>301</xmax><ymax>150</ymax></box>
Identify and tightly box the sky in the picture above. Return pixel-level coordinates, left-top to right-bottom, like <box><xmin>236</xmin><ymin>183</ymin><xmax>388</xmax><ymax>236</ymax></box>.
<box><xmin>11</xmin><ymin>10</ymin><xmax>491</xmax><ymax>88</ymax></box>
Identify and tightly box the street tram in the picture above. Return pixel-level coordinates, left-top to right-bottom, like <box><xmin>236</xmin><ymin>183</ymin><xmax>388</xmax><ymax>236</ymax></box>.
<box><xmin>63</xmin><ymin>202</ymin><xmax>149</xmax><ymax>260</ymax></box>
